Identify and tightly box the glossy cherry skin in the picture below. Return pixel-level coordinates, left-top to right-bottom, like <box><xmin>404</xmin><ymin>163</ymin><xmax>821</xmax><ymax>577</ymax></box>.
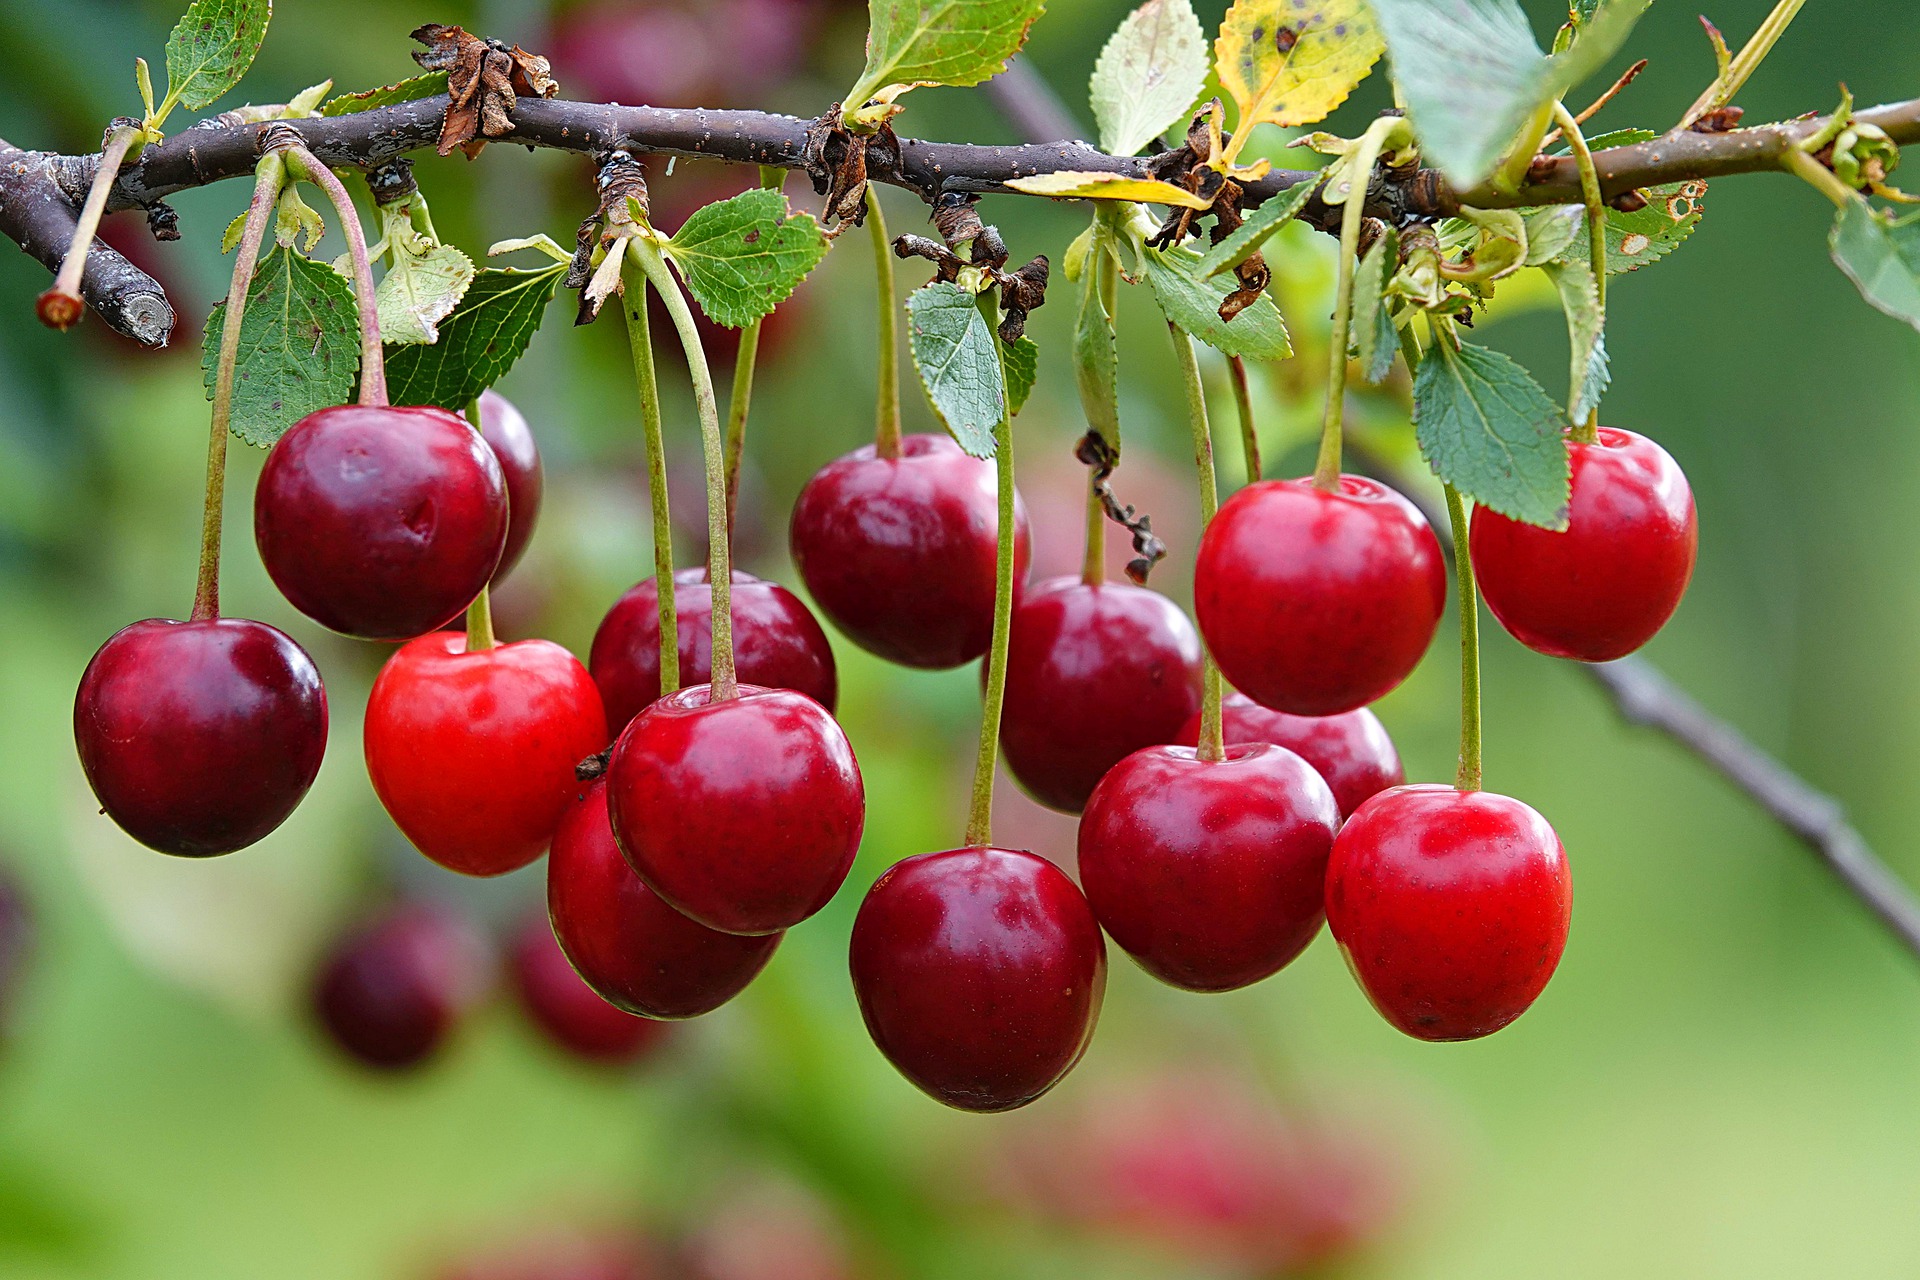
<box><xmin>254</xmin><ymin>404</ymin><xmax>508</xmax><ymax>640</ymax></box>
<box><xmin>508</xmin><ymin>912</ymin><xmax>672</xmax><ymax>1064</ymax></box>
<box><xmin>1000</xmin><ymin>577</ymin><xmax>1203</xmax><ymax>815</ymax></box>
<box><xmin>548</xmin><ymin>781</ymin><xmax>781</xmax><ymax>1019</ymax></box>
<box><xmin>590</xmin><ymin>569</ymin><xmax>837</xmax><ymax>733</ymax></box>
<box><xmin>1176</xmin><ymin>692</ymin><xmax>1403</xmax><ymax>820</ymax></box>
<box><xmin>850</xmin><ymin>845</ymin><xmax>1106</xmax><ymax>1112</ymax></box>
<box><xmin>473</xmin><ymin>388</ymin><xmax>544</xmax><ymax>583</ymax></box>
<box><xmin>790</xmin><ymin>432</ymin><xmax>1033</xmax><ymax>669</ymax></box>
<box><xmin>365</xmin><ymin>632</ymin><xmax>609</xmax><ymax>877</ymax></box>
<box><xmin>1325</xmin><ymin>785</ymin><xmax>1572</xmax><ymax>1041</ymax></box>
<box><xmin>74</xmin><ymin>617</ymin><xmax>327</xmax><ymax>857</ymax></box>
<box><xmin>312</xmin><ymin>903</ymin><xmax>490</xmax><ymax>1071</ymax></box>
<box><xmin>607</xmin><ymin>684</ymin><xmax>864</xmax><ymax>935</ymax></box>
<box><xmin>1469</xmin><ymin>427</ymin><xmax>1697</xmax><ymax>661</ymax></box>
<box><xmin>1195</xmin><ymin>476</ymin><xmax>1446</xmax><ymax>716</ymax></box>
<box><xmin>1078</xmin><ymin>744</ymin><xmax>1340</xmax><ymax>992</ymax></box>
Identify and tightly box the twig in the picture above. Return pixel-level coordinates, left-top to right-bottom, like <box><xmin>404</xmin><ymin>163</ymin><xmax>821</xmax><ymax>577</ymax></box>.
<box><xmin>1540</xmin><ymin>59</ymin><xmax>1648</xmax><ymax>151</ymax></box>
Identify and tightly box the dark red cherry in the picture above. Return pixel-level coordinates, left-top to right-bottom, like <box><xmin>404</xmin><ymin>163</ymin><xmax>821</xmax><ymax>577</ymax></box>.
<box><xmin>590</xmin><ymin>569</ymin><xmax>837</xmax><ymax>733</ymax></box>
<box><xmin>607</xmin><ymin>684</ymin><xmax>863</xmax><ymax>935</ymax></box>
<box><xmin>1469</xmin><ymin>427</ymin><xmax>1697</xmax><ymax>662</ymax></box>
<box><xmin>789</xmin><ymin>432</ymin><xmax>1033</xmax><ymax>669</ymax></box>
<box><xmin>74</xmin><ymin>617</ymin><xmax>326</xmax><ymax>856</ymax></box>
<box><xmin>1000</xmin><ymin>577</ymin><xmax>1203</xmax><ymax>814</ymax></box>
<box><xmin>254</xmin><ymin>404</ymin><xmax>508</xmax><ymax>640</ymax></box>
<box><xmin>1195</xmin><ymin>476</ymin><xmax>1446</xmax><ymax>716</ymax></box>
<box><xmin>849</xmin><ymin>845</ymin><xmax>1105</xmax><ymax>1112</ymax></box>
<box><xmin>1325</xmin><ymin>785</ymin><xmax>1571</xmax><ymax>1041</ymax></box>
<box><xmin>312</xmin><ymin>903</ymin><xmax>490</xmax><ymax>1070</ymax></box>
<box><xmin>1078</xmin><ymin>744</ymin><xmax>1339</xmax><ymax>992</ymax></box>
<box><xmin>508</xmin><ymin>912</ymin><xmax>672</xmax><ymax>1064</ymax></box>
<box><xmin>1176</xmin><ymin>692</ymin><xmax>1403</xmax><ymax>819</ymax></box>
<box><xmin>548</xmin><ymin>781</ymin><xmax>781</xmax><ymax>1019</ymax></box>
<box><xmin>472</xmin><ymin>388</ymin><xmax>544</xmax><ymax>583</ymax></box>
<box><xmin>365</xmin><ymin>632</ymin><xmax>608</xmax><ymax>877</ymax></box>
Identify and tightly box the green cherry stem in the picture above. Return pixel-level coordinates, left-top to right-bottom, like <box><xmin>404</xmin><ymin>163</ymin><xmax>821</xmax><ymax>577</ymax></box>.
<box><xmin>1782</xmin><ymin>148</ymin><xmax>1860</xmax><ymax>209</ymax></box>
<box><xmin>1315</xmin><ymin>119</ymin><xmax>1396</xmax><ymax>491</ymax></box>
<box><xmin>867</xmin><ymin>184</ymin><xmax>903</xmax><ymax>459</ymax></box>
<box><xmin>964</xmin><ymin>290</ymin><xmax>1017</xmax><ymax>849</ymax></box>
<box><xmin>38</xmin><ymin>121</ymin><xmax>144</xmax><ymax>329</ymax></box>
<box><xmin>618</xmin><ymin>244</ymin><xmax>679</xmax><ymax>696</ymax></box>
<box><xmin>1552</xmin><ymin>99</ymin><xmax>1607</xmax><ymax>444</ymax></box>
<box><xmin>1227</xmin><ymin>354</ymin><xmax>1261</xmax><ymax>483</ymax></box>
<box><xmin>462</xmin><ymin>396</ymin><xmax>498</xmax><ymax>653</ymax></box>
<box><xmin>721</xmin><ymin>166</ymin><xmax>788</xmax><ymax>540</ymax></box>
<box><xmin>1080</xmin><ymin>473</ymin><xmax>1105</xmax><ymax>586</ymax></box>
<box><xmin>1444</xmin><ymin>481</ymin><xmax>1483</xmax><ymax>793</ymax></box>
<box><xmin>1169</xmin><ymin>322</ymin><xmax>1225</xmax><ymax>764</ymax></box>
<box><xmin>1679</xmin><ymin>0</ymin><xmax>1806</xmax><ymax>129</ymax></box>
<box><xmin>287</xmin><ymin>145</ymin><xmax>387</xmax><ymax>407</ymax></box>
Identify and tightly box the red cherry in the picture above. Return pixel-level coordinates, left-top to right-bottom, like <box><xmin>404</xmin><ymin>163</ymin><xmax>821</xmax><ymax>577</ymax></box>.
<box><xmin>590</xmin><ymin>569</ymin><xmax>837</xmax><ymax>733</ymax></box>
<box><xmin>1325</xmin><ymin>785</ymin><xmax>1572</xmax><ymax>1041</ymax></box>
<box><xmin>1077</xmin><ymin>744</ymin><xmax>1340</xmax><ymax>992</ymax></box>
<box><xmin>508</xmin><ymin>912</ymin><xmax>672</xmax><ymax>1064</ymax></box>
<box><xmin>1175</xmin><ymin>692</ymin><xmax>1403</xmax><ymax>819</ymax></box>
<box><xmin>789</xmin><ymin>433</ymin><xmax>1033</xmax><ymax>669</ymax></box>
<box><xmin>607</xmin><ymin>685</ymin><xmax>863</xmax><ymax>935</ymax></box>
<box><xmin>254</xmin><ymin>404</ymin><xmax>508</xmax><ymax>641</ymax></box>
<box><xmin>849</xmin><ymin>845</ymin><xmax>1106</xmax><ymax>1112</ymax></box>
<box><xmin>74</xmin><ymin>617</ymin><xmax>326</xmax><ymax>856</ymax></box>
<box><xmin>1469</xmin><ymin>427</ymin><xmax>1697</xmax><ymax>661</ymax></box>
<box><xmin>473</xmin><ymin>388</ymin><xmax>544</xmax><ymax>583</ymax></box>
<box><xmin>1195</xmin><ymin>476</ymin><xmax>1446</xmax><ymax>716</ymax></box>
<box><xmin>548</xmin><ymin>781</ymin><xmax>780</xmax><ymax>1018</ymax></box>
<box><xmin>1000</xmin><ymin>577</ymin><xmax>1203</xmax><ymax>814</ymax></box>
<box><xmin>365</xmin><ymin>632</ymin><xmax>609</xmax><ymax>877</ymax></box>
<box><xmin>312</xmin><ymin>903</ymin><xmax>490</xmax><ymax>1071</ymax></box>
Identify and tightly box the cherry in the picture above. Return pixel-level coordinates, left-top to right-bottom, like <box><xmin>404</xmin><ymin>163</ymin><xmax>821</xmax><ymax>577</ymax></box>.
<box><xmin>849</xmin><ymin>845</ymin><xmax>1106</xmax><ymax>1112</ymax></box>
<box><xmin>74</xmin><ymin>617</ymin><xmax>326</xmax><ymax>856</ymax></box>
<box><xmin>1325</xmin><ymin>785</ymin><xmax>1571</xmax><ymax>1041</ymax></box>
<box><xmin>1469</xmin><ymin>427</ymin><xmax>1698</xmax><ymax>662</ymax></box>
<box><xmin>472</xmin><ymin>388</ymin><xmax>544</xmax><ymax>583</ymax></box>
<box><xmin>590</xmin><ymin>569</ymin><xmax>837</xmax><ymax>733</ymax></box>
<box><xmin>1000</xmin><ymin>577</ymin><xmax>1203</xmax><ymax>814</ymax></box>
<box><xmin>365</xmin><ymin>632</ymin><xmax>608</xmax><ymax>877</ymax></box>
<box><xmin>254</xmin><ymin>404</ymin><xmax>508</xmax><ymax>641</ymax></box>
<box><xmin>789</xmin><ymin>432</ymin><xmax>1033</xmax><ymax>669</ymax></box>
<box><xmin>312</xmin><ymin>903</ymin><xmax>490</xmax><ymax>1070</ymax></box>
<box><xmin>607</xmin><ymin>684</ymin><xmax>863</xmax><ymax>935</ymax></box>
<box><xmin>548</xmin><ymin>781</ymin><xmax>780</xmax><ymax>1018</ymax></box>
<box><xmin>1175</xmin><ymin>693</ymin><xmax>1403</xmax><ymax>819</ymax></box>
<box><xmin>1077</xmin><ymin>744</ymin><xmax>1340</xmax><ymax>992</ymax></box>
<box><xmin>1195</xmin><ymin>476</ymin><xmax>1446</xmax><ymax>716</ymax></box>
<box><xmin>508</xmin><ymin>912</ymin><xmax>672</xmax><ymax>1064</ymax></box>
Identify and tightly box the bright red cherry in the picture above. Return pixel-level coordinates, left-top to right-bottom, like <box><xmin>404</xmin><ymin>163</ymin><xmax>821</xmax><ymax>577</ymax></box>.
<box><xmin>254</xmin><ymin>404</ymin><xmax>508</xmax><ymax>640</ymax></box>
<box><xmin>789</xmin><ymin>432</ymin><xmax>1033</xmax><ymax>669</ymax></box>
<box><xmin>472</xmin><ymin>388</ymin><xmax>544</xmax><ymax>582</ymax></box>
<box><xmin>590</xmin><ymin>569</ymin><xmax>837</xmax><ymax>733</ymax></box>
<box><xmin>607</xmin><ymin>684</ymin><xmax>863</xmax><ymax>935</ymax></box>
<box><xmin>1469</xmin><ymin>427</ymin><xmax>1697</xmax><ymax>662</ymax></box>
<box><xmin>74</xmin><ymin>617</ymin><xmax>326</xmax><ymax>856</ymax></box>
<box><xmin>507</xmin><ymin>912</ymin><xmax>672</xmax><ymax>1064</ymax></box>
<box><xmin>1176</xmin><ymin>692</ymin><xmax>1403</xmax><ymax>819</ymax></box>
<box><xmin>312</xmin><ymin>903</ymin><xmax>490</xmax><ymax>1070</ymax></box>
<box><xmin>548</xmin><ymin>781</ymin><xmax>781</xmax><ymax>1019</ymax></box>
<box><xmin>365</xmin><ymin>632</ymin><xmax>608</xmax><ymax>877</ymax></box>
<box><xmin>849</xmin><ymin>845</ymin><xmax>1106</xmax><ymax>1112</ymax></box>
<box><xmin>1000</xmin><ymin>577</ymin><xmax>1203</xmax><ymax>814</ymax></box>
<box><xmin>1325</xmin><ymin>785</ymin><xmax>1571</xmax><ymax>1041</ymax></box>
<box><xmin>1078</xmin><ymin>744</ymin><xmax>1340</xmax><ymax>992</ymax></box>
<box><xmin>1195</xmin><ymin>476</ymin><xmax>1445</xmax><ymax>716</ymax></box>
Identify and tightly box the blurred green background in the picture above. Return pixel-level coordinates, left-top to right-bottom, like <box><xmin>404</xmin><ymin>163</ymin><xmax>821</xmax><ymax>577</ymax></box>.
<box><xmin>0</xmin><ymin>0</ymin><xmax>1917</xmax><ymax>1276</ymax></box>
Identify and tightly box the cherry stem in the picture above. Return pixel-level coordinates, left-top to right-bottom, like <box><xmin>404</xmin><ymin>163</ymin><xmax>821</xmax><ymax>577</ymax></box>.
<box><xmin>867</xmin><ymin>185</ymin><xmax>903</xmax><ymax>460</ymax></box>
<box><xmin>721</xmin><ymin>167</ymin><xmax>786</xmax><ymax>541</ymax></box>
<box><xmin>619</xmin><ymin>246</ymin><xmax>679</xmax><ymax>696</ymax></box>
<box><xmin>1315</xmin><ymin>119</ymin><xmax>1395</xmax><ymax>491</ymax></box>
<box><xmin>633</xmin><ymin>236</ymin><xmax>735</xmax><ymax>701</ymax></box>
<box><xmin>192</xmin><ymin>154</ymin><xmax>285</xmax><ymax>622</ymax></box>
<box><xmin>1553</xmin><ymin>100</ymin><xmax>1607</xmax><ymax>445</ymax></box>
<box><xmin>964</xmin><ymin>290</ymin><xmax>1017</xmax><ymax>849</ymax></box>
<box><xmin>1170</xmin><ymin>322</ymin><xmax>1225</xmax><ymax>764</ymax></box>
<box><xmin>1227</xmin><ymin>354</ymin><xmax>1261</xmax><ymax>483</ymax></box>
<box><xmin>39</xmin><ymin>122</ymin><xmax>142</xmax><ymax>328</ymax></box>
<box><xmin>461</xmin><ymin>396</ymin><xmax>498</xmax><ymax>652</ymax></box>
<box><xmin>1782</xmin><ymin>147</ymin><xmax>1859</xmax><ymax>209</ymax></box>
<box><xmin>1444</xmin><ymin>482</ymin><xmax>1483</xmax><ymax>793</ymax></box>
<box><xmin>1081</xmin><ymin>472</ymin><xmax>1104</xmax><ymax>586</ymax></box>
<box><xmin>287</xmin><ymin>145</ymin><xmax>387</xmax><ymax>408</ymax></box>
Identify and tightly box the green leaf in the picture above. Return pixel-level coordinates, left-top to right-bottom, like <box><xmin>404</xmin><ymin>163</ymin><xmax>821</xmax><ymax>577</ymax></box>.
<box><xmin>1828</xmin><ymin>200</ymin><xmax>1920</xmax><ymax>332</ymax></box>
<box><xmin>164</xmin><ymin>0</ymin><xmax>271</xmax><ymax>111</ymax></box>
<box><xmin>1522</xmin><ymin>205</ymin><xmax>1583</xmax><ymax>264</ymax></box>
<box><xmin>847</xmin><ymin>0</ymin><xmax>1047</xmax><ymax>108</ymax></box>
<box><xmin>1542</xmin><ymin>261</ymin><xmax>1609</xmax><ymax>419</ymax></box>
<box><xmin>1199</xmin><ymin>175</ymin><xmax>1322</xmax><ymax>277</ymax></box>
<box><xmin>905</xmin><ymin>283</ymin><xmax>1005</xmax><ymax>458</ymax></box>
<box><xmin>1074</xmin><ymin>269</ymin><xmax>1121</xmax><ymax>449</ymax></box>
<box><xmin>202</xmin><ymin>245</ymin><xmax>358</xmax><ymax>448</ymax></box>
<box><xmin>1351</xmin><ymin>226</ymin><xmax>1398</xmax><ymax>384</ymax></box>
<box><xmin>1413</xmin><ymin>336</ymin><xmax>1569</xmax><ymax>527</ymax></box>
<box><xmin>1090</xmin><ymin>0</ymin><xmax>1208</xmax><ymax>156</ymax></box>
<box><xmin>1371</xmin><ymin>0</ymin><xmax>1546</xmax><ymax>186</ymax></box>
<box><xmin>383</xmin><ymin>264</ymin><xmax>565</xmax><ymax>410</ymax></box>
<box><xmin>1570</xmin><ymin>0</ymin><xmax>1603</xmax><ymax>22</ymax></box>
<box><xmin>320</xmin><ymin>71</ymin><xmax>449</xmax><ymax>116</ymax></box>
<box><xmin>1004</xmin><ymin>335</ymin><xmax>1039</xmax><ymax>416</ymax></box>
<box><xmin>1215</xmin><ymin>0</ymin><xmax>1384</xmax><ymax>134</ymax></box>
<box><xmin>1142</xmin><ymin>246</ymin><xmax>1292</xmax><ymax>361</ymax></box>
<box><xmin>378</xmin><ymin>241</ymin><xmax>475</xmax><ymax>346</ymax></box>
<box><xmin>1559</xmin><ymin>180</ymin><xmax>1705</xmax><ymax>276</ymax></box>
<box><xmin>665</xmin><ymin>189</ymin><xmax>829</xmax><ymax>329</ymax></box>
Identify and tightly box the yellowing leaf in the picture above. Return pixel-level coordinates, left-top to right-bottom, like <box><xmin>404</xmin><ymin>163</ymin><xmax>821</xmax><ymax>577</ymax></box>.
<box><xmin>1004</xmin><ymin>171</ymin><xmax>1211</xmax><ymax>208</ymax></box>
<box><xmin>1215</xmin><ymin>0</ymin><xmax>1382</xmax><ymax>148</ymax></box>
